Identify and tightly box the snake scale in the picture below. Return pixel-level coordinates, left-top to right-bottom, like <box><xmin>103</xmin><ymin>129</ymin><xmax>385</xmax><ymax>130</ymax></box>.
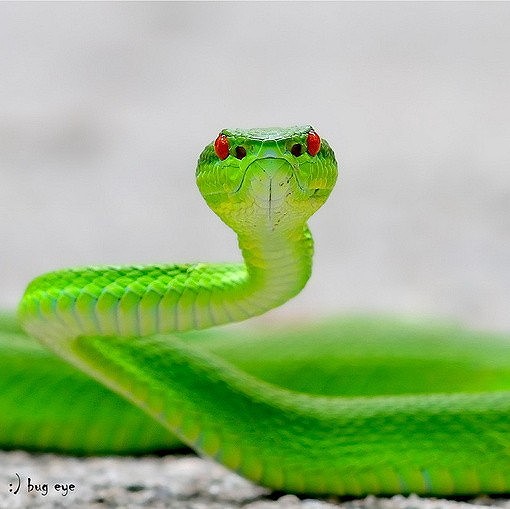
<box><xmin>1</xmin><ymin>126</ymin><xmax>509</xmax><ymax>496</ymax></box>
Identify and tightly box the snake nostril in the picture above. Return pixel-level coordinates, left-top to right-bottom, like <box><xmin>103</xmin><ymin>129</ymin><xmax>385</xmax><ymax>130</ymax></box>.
<box><xmin>235</xmin><ymin>146</ymin><xmax>247</xmax><ymax>159</ymax></box>
<box><xmin>291</xmin><ymin>144</ymin><xmax>303</xmax><ymax>157</ymax></box>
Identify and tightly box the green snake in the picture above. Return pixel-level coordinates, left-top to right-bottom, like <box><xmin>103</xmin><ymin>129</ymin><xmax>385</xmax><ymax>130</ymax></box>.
<box><xmin>2</xmin><ymin>126</ymin><xmax>509</xmax><ymax>496</ymax></box>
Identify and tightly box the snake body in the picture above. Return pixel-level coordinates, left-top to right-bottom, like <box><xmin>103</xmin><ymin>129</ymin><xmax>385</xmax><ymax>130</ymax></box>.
<box><xmin>5</xmin><ymin>126</ymin><xmax>510</xmax><ymax>496</ymax></box>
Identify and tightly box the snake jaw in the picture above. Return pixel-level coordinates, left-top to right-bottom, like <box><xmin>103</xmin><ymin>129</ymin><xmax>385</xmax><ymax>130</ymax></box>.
<box><xmin>243</xmin><ymin>157</ymin><xmax>297</xmax><ymax>229</ymax></box>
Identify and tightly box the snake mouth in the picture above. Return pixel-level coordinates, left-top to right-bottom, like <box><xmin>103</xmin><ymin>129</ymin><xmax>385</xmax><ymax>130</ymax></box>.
<box><xmin>234</xmin><ymin>157</ymin><xmax>306</xmax><ymax>197</ymax></box>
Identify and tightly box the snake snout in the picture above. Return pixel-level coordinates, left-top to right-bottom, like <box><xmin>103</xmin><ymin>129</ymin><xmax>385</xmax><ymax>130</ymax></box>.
<box><xmin>244</xmin><ymin>158</ymin><xmax>295</xmax><ymax>203</ymax></box>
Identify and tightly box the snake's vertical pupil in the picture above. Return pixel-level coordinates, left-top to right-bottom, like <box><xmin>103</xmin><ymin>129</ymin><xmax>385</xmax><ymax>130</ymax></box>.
<box><xmin>306</xmin><ymin>131</ymin><xmax>321</xmax><ymax>156</ymax></box>
<box><xmin>214</xmin><ymin>134</ymin><xmax>230</xmax><ymax>160</ymax></box>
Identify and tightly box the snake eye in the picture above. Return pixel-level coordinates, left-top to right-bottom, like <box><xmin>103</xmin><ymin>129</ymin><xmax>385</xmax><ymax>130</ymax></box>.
<box><xmin>291</xmin><ymin>143</ymin><xmax>303</xmax><ymax>157</ymax></box>
<box><xmin>306</xmin><ymin>130</ymin><xmax>321</xmax><ymax>156</ymax></box>
<box><xmin>214</xmin><ymin>134</ymin><xmax>229</xmax><ymax>160</ymax></box>
<box><xmin>235</xmin><ymin>146</ymin><xmax>247</xmax><ymax>159</ymax></box>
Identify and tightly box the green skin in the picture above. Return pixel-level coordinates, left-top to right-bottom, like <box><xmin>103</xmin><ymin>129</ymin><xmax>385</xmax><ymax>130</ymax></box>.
<box><xmin>2</xmin><ymin>126</ymin><xmax>509</xmax><ymax>496</ymax></box>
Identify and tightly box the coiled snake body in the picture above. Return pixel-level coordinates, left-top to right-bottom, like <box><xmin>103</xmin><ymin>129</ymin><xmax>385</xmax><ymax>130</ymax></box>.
<box><xmin>4</xmin><ymin>126</ymin><xmax>510</xmax><ymax>496</ymax></box>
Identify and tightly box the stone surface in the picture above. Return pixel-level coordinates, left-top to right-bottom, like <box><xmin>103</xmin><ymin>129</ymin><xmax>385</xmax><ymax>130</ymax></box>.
<box><xmin>0</xmin><ymin>451</ymin><xmax>508</xmax><ymax>509</ymax></box>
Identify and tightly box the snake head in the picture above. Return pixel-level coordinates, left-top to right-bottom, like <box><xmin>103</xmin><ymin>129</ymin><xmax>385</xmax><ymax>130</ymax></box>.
<box><xmin>196</xmin><ymin>126</ymin><xmax>338</xmax><ymax>233</ymax></box>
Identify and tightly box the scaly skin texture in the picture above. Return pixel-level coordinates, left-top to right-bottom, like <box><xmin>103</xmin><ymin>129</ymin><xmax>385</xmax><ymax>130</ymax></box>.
<box><xmin>12</xmin><ymin>126</ymin><xmax>510</xmax><ymax>496</ymax></box>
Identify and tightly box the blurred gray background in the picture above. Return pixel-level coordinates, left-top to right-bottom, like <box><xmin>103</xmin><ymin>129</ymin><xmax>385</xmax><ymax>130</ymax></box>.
<box><xmin>1</xmin><ymin>2</ymin><xmax>509</xmax><ymax>331</ymax></box>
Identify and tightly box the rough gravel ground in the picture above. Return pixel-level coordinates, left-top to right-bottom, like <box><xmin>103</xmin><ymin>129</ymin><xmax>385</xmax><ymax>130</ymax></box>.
<box><xmin>0</xmin><ymin>451</ymin><xmax>508</xmax><ymax>509</ymax></box>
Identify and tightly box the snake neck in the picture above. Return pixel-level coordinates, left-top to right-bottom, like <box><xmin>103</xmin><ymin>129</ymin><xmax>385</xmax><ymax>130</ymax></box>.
<box><xmin>164</xmin><ymin>223</ymin><xmax>314</xmax><ymax>331</ymax></box>
<box><xmin>228</xmin><ymin>224</ymin><xmax>314</xmax><ymax>321</ymax></box>
<box><xmin>19</xmin><ymin>225</ymin><xmax>314</xmax><ymax>342</ymax></box>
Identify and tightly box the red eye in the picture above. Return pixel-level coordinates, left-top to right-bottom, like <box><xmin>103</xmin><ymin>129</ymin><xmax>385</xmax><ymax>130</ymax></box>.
<box><xmin>306</xmin><ymin>131</ymin><xmax>321</xmax><ymax>156</ymax></box>
<box><xmin>214</xmin><ymin>134</ymin><xmax>229</xmax><ymax>160</ymax></box>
